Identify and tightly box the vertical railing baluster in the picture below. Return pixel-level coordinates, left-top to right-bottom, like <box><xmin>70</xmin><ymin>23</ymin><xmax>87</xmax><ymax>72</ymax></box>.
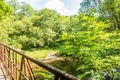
<box><xmin>0</xmin><ymin>43</ymin><xmax>78</xmax><ymax>80</ymax></box>
<box><xmin>54</xmin><ymin>75</ymin><xmax>59</xmax><ymax>80</ymax></box>
<box><xmin>8</xmin><ymin>48</ymin><xmax>10</xmax><ymax>77</ymax></box>
<box><xmin>26</xmin><ymin>59</ymin><xmax>36</xmax><ymax>80</ymax></box>
<box><xmin>5</xmin><ymin>47</ymin><xmax>8</xmax><ymax>76</ymax></box>
<box><xmin>10</xmin><ymin>49</ymin><xmax>12</xmax><ymax>79</ymax></box>
<box><xmin>0</xmin><ymin>44</ymin><xmax>2</xmax><ymax>60</ymax></box>
<box><xmin>19</xmin><ymin>56</ymin><xmax>24</xmax><ymax>80</ymax></box>
<box><xmin>11</xmin><ymin>50</ymin><xmax>14</xmax><ymax>79</ymax></box>
<box><xmin>4</xmin><ymin>47</ymin><xmax>6</xmax><ymax>66</ymax></box>
<box><xmin>59</xmin><ymin>76</ymin><xmax>66</xmax><ymax>80</ymax></box>
<box><xmin>0</xmin><ymin>44</ymin><xmax>1</xmax><ymax>61</ymax></box>
<box><xmin>24</xmin><ymin>58</ymin><xmax>28</xmax><ymax>79</ymax></box>
<box><xmin>1</xmin><ymin>45</ymin><xmax>3</xmax><ymax>62</ymax></box>
<box><xmin>10</xmin><ymin>48</ymin><xmax>12</xmax><ymax>79</ymax></box>
<box><xmin>12</xmin><ymin>51</ymin><xmax>15</xmax><ymax>79</ymax></box>
<box><xmin>15</xmin><ymin>52</ymin><xmax>18</xmax><ymax>80</ymax></box>
<box><xmin>3</xmin><ymin>45</ymin><xmax>6</xmax><ymax>62</ymax></box>
<box><xmin>0</xmin><ymin>44</ymin><xmax>1</xmax><ymax>60</ymax></box>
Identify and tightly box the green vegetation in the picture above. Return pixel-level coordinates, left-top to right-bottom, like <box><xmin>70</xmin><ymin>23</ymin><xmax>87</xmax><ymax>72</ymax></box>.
<box><xmin>0</xmin><ymin>0</ymin><xmax>120</xmax><ymax>79</ymax></box>
<box><xmin>25</xmin><ymin>49</ymin><xmax>56</xmax><ymax>59</ymax></box>
<box><xmin>0</xmin><ymin>0</ymin><xmax>12</xmax><ymax>19</ymax></box>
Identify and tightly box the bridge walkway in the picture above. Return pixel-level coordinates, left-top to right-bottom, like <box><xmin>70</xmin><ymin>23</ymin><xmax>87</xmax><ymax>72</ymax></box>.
<box><xmin>0</xmin><ymin>63</ymin><xmax>8</xmax><ymax>80</ymax></box>
<box><xmin>0</xmin><ymin>43</ymin><xmax>78</xmax><ymax>80</ymax></box>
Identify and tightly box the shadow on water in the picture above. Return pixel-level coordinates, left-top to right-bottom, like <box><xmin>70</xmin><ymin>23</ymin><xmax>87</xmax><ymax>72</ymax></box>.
<box><xmin>42</xmin><ymin>57</ymin><xmax>80</xmax><ymax>76</ymax></box>
<box><xmin>31</xmin><ymin>57</ymin><xmax>80</xmax><ymax>80</ymax></box>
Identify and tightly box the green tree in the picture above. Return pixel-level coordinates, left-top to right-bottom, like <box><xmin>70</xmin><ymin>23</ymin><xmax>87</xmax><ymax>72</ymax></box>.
<box><xmin>33</xmin><ymin>9</ymin><xmax>69</xmax><ymax>47</ymax></box>
<box><xmin>58</xmin><ymin>14</ymin><xmax>120</xmax><ymax>79</ymax></box>
<box><xmin>8</xmin><ymin>0</ymin><xmax>34</xmax><ymax>18</ymax></box>
<box><xmin>101</xmin><ymin>0</ymin><xmax>120</xmax><ymax>30</ymax></box>
<box><xmin>0</xmin><ymin>0</ymin><xmax>12</xmax><ymax>19</ymax></box>
<box><xmin>79</xmin><ymin>0</ymin><xmax>120</xmax><ymax>30</ymax></box>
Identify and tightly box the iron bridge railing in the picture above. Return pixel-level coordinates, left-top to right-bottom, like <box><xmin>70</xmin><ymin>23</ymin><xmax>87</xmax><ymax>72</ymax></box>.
<box><xmin>0</xmin><ymin>43</ymin><xmax>78</xmax><ymax>80</ymax></box>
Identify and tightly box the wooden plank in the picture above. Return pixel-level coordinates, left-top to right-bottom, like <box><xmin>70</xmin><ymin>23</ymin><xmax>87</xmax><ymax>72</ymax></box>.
<box><xmin>0</xmin><ymin>63</ymin><xmax>8</xmax><ymax>80</ymax></box>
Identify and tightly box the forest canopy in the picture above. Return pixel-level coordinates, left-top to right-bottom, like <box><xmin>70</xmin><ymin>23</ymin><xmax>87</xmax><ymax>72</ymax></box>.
<box><xmin>0</xmin><ymin>0</ymin><xmax>12</xmax><ymax>19</ymax></box>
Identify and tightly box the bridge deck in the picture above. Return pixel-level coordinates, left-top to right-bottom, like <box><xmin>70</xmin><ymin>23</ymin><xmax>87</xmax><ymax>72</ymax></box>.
<box><xmin>0</xmin><ymin>63</ymin><xmax>8</xmax><ymax>80</ymax></box>
<box><xmin>0</xmin><ymin>43</ymin><xmax>78</xmax><ymax>80</ymax></box>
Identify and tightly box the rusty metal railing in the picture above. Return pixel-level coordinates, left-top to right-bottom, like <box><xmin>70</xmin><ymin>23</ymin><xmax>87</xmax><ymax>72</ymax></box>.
<box><xmin>0</xmin><ymin>43</ymin><xmax>78</xmax><ymax>80</ymax></box>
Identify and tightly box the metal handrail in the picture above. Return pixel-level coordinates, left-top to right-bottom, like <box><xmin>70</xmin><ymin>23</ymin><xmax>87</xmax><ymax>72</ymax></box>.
<box><xmin>0</xmin><ymin>43</ymin><xmax>78</xmax><ymax>80</ymax></box>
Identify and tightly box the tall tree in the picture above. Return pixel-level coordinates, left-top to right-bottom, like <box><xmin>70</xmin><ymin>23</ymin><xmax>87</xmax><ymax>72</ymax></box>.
<box><xmin>79</xmin><ymin>0</ymin><xmax>120</xmax><ymax>30</ymax></box>
<box><xmin>0</xmin><ymin>0</ymin><xmax>12</xmax><ymax>19</ymax></box>
<box><xmin>101</xmin><ymin>0</ymin><xmax>120</xmax><ymax>29</ymax></box>
<box><xmin>8</xmin><ymin>0</ymin><xmax>34</xmax><ymax>18</ymax></box>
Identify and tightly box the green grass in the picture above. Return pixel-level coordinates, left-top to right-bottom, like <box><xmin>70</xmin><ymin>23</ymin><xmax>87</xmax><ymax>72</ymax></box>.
<box><xmin>25</xmin><ymin>49</ymin><xmax>57</xmax><ymax>59</ymax></box>
<box><xmin>23</xmin><ymin>49</ymin><xmax>57</xmax><ymax>80</ymax></box>
<box><xmin>12</xmin><ymin>49</ymin><xmax>57</xmax><ymax>79</ymax></box>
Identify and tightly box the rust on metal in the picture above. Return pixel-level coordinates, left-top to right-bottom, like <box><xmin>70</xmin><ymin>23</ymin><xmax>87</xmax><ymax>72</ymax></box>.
<box><xmin>0</xmin><ymin>42</ymin><xmax>78</xmax><ymax>80</ymax></box>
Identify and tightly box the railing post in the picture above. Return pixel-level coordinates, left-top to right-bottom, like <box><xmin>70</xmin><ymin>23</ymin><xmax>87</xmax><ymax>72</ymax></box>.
<box><xmin>54</xmin><ymin>74</ymin><xmax>59</xmax><ymax>80</ymax></box>
<box><xmin>15</xmin><ymin>52</ymin><xmax>18</xmax><ymax>80</ymax></box>
<box><xmin>26</xmin><ymin>59</ymin><xmax>36</xmax><ymax>80</ymax></box>
<box><xmin>0</xmin><ymin>44</ymin><xmax>2</xmax><ymax>61</ymax></box>
<box><xmin>1</xmin><ymin>44</ymin><xmax>4</xmax><ymax>62</ymax></box>
<box><xmin>3</xmin><ymin>46</ymin><xmax>5</xmax><ymax>62</ymax></box>
<box><xmin>0</xmin><ymin>43</ymin><xmax>78</xmax><ymax>80</ymax></box>
<box><xmin>19</xmin><ymin>56</ymin><xmax>24</xmax><ymax>80</ymax></box>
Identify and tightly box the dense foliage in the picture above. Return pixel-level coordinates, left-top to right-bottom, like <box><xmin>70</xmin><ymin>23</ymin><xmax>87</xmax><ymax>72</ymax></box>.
<box><xmin>58</xmin><ymin>15</ymin><xmax>120</xmax><ymax>79</ymax></box>
<box><xmin>0</xmin><ymin>0</ymin><xmax>12</xmax><ymax>19</ymax></box>
<box><xmin>0</xmin><ymin>0</ymin><xmax>120</xmax><ymax>79</ymax></box>
<box><xmin>80</xmin><ymin>0</ymin><xmax>120</xmax><ymax>30</ymax></box>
